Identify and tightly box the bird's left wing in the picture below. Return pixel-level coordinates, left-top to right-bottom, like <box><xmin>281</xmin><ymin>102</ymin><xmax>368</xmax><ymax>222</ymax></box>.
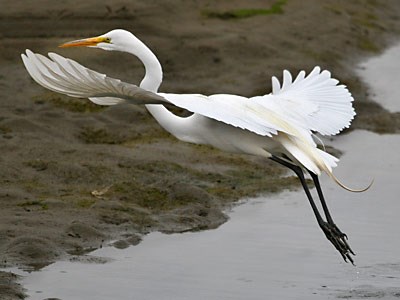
<box><xmin>21</xmin><ymin>50</ymin><xmax>168</xmax><ymax>105</ymax></box>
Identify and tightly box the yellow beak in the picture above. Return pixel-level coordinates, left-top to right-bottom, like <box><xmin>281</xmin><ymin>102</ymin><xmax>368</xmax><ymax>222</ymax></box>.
<box><xmin>59</xmin><ymin>36</ymin><xmax>109</xmax><ymax>48</ymax></box>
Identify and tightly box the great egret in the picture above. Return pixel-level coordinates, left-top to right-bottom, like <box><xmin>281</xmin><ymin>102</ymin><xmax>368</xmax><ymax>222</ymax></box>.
<box><xmin>22</xmin><ymin>29</ymin><xmax>370</xmax><ymax>264</ymax></box>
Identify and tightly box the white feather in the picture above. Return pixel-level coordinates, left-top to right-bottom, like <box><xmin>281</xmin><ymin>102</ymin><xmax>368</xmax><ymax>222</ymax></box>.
<box><xmin>253</xmin><ymin>67</ymin><xmax>355</xmax><ymax>136</ymax></box>
<box><xmin>22</xmin><ymin>50</ymin><xmax>167</xmax><ymax>105</ymax></box>
<box><xmin>22</xmin><ymin>50</ymin><xmax>353</xmax><ymax>177</ymax></box>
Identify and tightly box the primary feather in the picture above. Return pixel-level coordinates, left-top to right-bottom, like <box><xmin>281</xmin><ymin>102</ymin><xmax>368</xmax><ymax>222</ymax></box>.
<box><xmin>21</xmin><ymin>50</ymin><xmax>166</xmax><ymax>105</ymax></box>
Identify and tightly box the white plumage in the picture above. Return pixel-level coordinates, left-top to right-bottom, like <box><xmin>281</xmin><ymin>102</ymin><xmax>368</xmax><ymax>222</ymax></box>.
<box><xmin>22</xmin><ymin>50</ymin><xmax>166</xmax><ymax>105</ymax></box>
<box><xmin>21</xmin><ymin>29</ymin><xmax>369</xmax><ymax>263</ymax></box>
<box><xmin>22</xmin><ymin>48</ymin><xmax>352</xmax><ymax>178</ymax></box>
<box><xmin>258</xmin><ymin>68</ymin><xmax>355</xmax><ymax>136</ymax></box>
<box><xmin>22</xmin><ymin>49</ymin><xmax>354</xmax><ymax>138</ymax></box>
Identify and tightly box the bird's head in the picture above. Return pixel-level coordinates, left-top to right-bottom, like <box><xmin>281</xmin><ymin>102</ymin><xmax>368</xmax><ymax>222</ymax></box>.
<box><xmin>59</xmin><ymin>29</ymin><xmax>137</xmax><ymax>52</ymax></box>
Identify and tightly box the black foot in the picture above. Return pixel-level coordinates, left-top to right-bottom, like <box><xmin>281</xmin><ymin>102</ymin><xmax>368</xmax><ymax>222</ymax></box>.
<box><xmin>320</xmin><ymin>222</ymin><xmax>355</xmax><ymax>265</ymax></box>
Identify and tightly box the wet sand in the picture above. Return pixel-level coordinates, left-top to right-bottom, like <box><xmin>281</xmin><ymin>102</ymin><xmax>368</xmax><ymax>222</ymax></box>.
<box><xmin>1</xmin><ymin>1</ymin><xmax>400</xmax><ymax>299</ymax></box>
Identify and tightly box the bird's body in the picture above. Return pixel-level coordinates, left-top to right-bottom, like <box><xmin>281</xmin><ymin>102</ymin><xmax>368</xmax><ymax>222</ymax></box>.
<box><xmin>164</xmin><ymin>112</ymin><xmax>281</xmax><ymax>156</ymax></box>
<box><xmin>22</xmin><ymin>29</ymin><xmax>370</xmax><ymax>264</ymax></box>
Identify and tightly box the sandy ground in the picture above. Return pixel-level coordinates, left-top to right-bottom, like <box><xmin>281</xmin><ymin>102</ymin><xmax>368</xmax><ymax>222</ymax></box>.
<box><xmin>1</xmin><ymin>0</ymin><xmax>400</xmax><ymax>298</ymax></box>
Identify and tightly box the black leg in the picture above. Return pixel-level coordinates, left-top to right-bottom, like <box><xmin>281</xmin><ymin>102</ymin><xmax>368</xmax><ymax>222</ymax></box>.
<box><xmin>270</xmin><ymin>156</ymin><xmax>324</xmax><ymax>223</ymax></box>
<box><xmin>270</xmin><ymin>155</ymin><xmax>355</xmax><ymax>264</ymax></box>
<box><xmin>309</xmin><ymin>171</ymin><xmax>355</xmax><ymax>256</ymax></box>
<box><xmin>309</xmin><ymin>171</ymin><xmax>334</xmax><ymax>223</ymax></box>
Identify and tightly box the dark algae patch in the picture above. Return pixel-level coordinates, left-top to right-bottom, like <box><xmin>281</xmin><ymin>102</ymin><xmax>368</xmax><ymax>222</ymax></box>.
<box><xmin>0</xmin><ymin>271</ymin><xmax>26</xmax><ymax>300</ymax></box>
<box><xmin>17</xmin><ymin>200</ymin><xmax>48</xmax><ymax>211</ymax></box>
<box><xmin>33</xmin><ymin>92</ymin><xmax>104</xmax><ymax>113</ymax></box>
<box><xmin>353</xmin><ymin>101</ymin><xmax>400</xmax><ymax>133</ymax></box>
<box><xmin>203</xmin><ymin>0</ymin><xmax>287</xmax><ymax>19</ymax></box>
<box><xmin>79</xmin><ymin>126</ymin><xmax>128</xmax><ymax>144</ymax></box>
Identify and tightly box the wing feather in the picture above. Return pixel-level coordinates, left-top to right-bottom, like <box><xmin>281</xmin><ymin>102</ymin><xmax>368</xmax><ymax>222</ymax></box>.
<box><xmin>48</xmin><ymin>53</ymin><xmax>101</xmax><ymax>92</ymax></box>
<box><xmin>282</xmin><ymin>70</ymin><xmax>292</xmax><ymax>90</ymax></box>
<box><xmin>253</xmin><ymin>67</ymin><xmax>355</xmax><ymax>135</ymax></box>
<box><xmin>22</xmin><ymin>50</ymin><xmax>168</xmax><ymax>105</ymax></box>
<box><xmin>271</xmin><ymin>76</ymin><xmax>280</xmax><ymax>94</ymax></box>
<box><xmin>23</xmin><ymin>50</ymin><xmax>279</xmax><ymax>136</ymax></box>
<box><xmin>22</xmin><ymin>50</ymin><xmax>353</xmax><ymax>141</ymax></box>
<box><xmin>158</xmin><ymin>93</ymin><xmax>291</xmax><ymax>137</ymax></box>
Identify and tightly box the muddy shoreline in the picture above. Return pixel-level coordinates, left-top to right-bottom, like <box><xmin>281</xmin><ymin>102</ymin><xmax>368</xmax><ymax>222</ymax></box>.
<box><xmin>1</xmin><ymin>1</ymin><xmax>400</xmax><ymax>298</ymax></box>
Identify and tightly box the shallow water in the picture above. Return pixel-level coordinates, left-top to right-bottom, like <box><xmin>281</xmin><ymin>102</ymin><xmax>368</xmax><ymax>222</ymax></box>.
<box><xmin>357</xmin><ymin>42</ymin><xmax>400</xmax><ymax>112</ymax></box>
<box><xmin>7</xmin><ymin>130</ymin><xmax>400</xmax><ymax>299</ymax></box>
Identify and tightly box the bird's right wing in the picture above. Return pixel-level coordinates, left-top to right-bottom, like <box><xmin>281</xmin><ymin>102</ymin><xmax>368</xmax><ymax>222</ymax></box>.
<box><xmin>21</xmin><ymin>50</ymin><xmax>168</xmax><ymax>105</ymax></box>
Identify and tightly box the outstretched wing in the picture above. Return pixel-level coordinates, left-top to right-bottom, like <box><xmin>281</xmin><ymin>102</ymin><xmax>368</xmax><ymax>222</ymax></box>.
<box><xmin>21</xmin><ymin>50</ymin><xmax>294</xmax><ymax>138</ymax></box>
<box><xmin>251</xmin><ymin>67</ymin><xmax>355</xmax><ymax>136</ymax></box>
<box><xmin>22</xmin><ymin>51</ymin><xmax>341</xmax><ymax>139</ymax></box>
<box><xmin>21</xmin><ymin>50</ymin><xmax>167</xmax><ymax>105</ymax></box>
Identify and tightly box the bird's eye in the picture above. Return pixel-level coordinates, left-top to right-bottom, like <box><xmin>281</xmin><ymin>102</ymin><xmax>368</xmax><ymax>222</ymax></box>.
<box><xmin>105</xmin><ymin>37</ymin><xmax>111</xmax><ymax>43</ymax></box>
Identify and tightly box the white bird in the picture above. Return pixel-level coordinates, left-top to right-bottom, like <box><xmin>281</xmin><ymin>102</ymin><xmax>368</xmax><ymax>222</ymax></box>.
<box><xmin>21</xmin><ymin>29</ymin><xmax>371</xmax><ymax>264</ymax></box>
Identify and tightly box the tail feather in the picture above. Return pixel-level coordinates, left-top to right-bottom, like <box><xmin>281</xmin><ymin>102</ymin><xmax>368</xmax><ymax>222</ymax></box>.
<box><xmin>277</xmin><ymin>134</ymin><xmax>321</xmax><ymax>175</ymax></box>
<box><xmin>316</xmin><ymin>148</ymin><xmax>373</xmax><ymax>193</ymax></box>
<box><xmin>278</xmin><ymin>133</ymin><xmax>373</xmax><ymax>192</ymax></box>
<box><xmin>320</xmin><ymin>160</ymin><xmax>374</xmax><ymax>193</ymax></box>
<box><xmin>316</xmin><ymin>148</ymin><xmax>338</xmax><ymax>172</ymax></box>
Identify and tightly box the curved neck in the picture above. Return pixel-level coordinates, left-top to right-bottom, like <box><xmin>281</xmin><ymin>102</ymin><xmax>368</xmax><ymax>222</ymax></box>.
<box><xmin>128</xmin><ymin>38</ymin><xmax>162</xmax><ymax>92</ymax></box>
<box><xmin>124</xmin><ymin>34</ymin><xmax>188</xmax><ymax>137</ymax></box>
